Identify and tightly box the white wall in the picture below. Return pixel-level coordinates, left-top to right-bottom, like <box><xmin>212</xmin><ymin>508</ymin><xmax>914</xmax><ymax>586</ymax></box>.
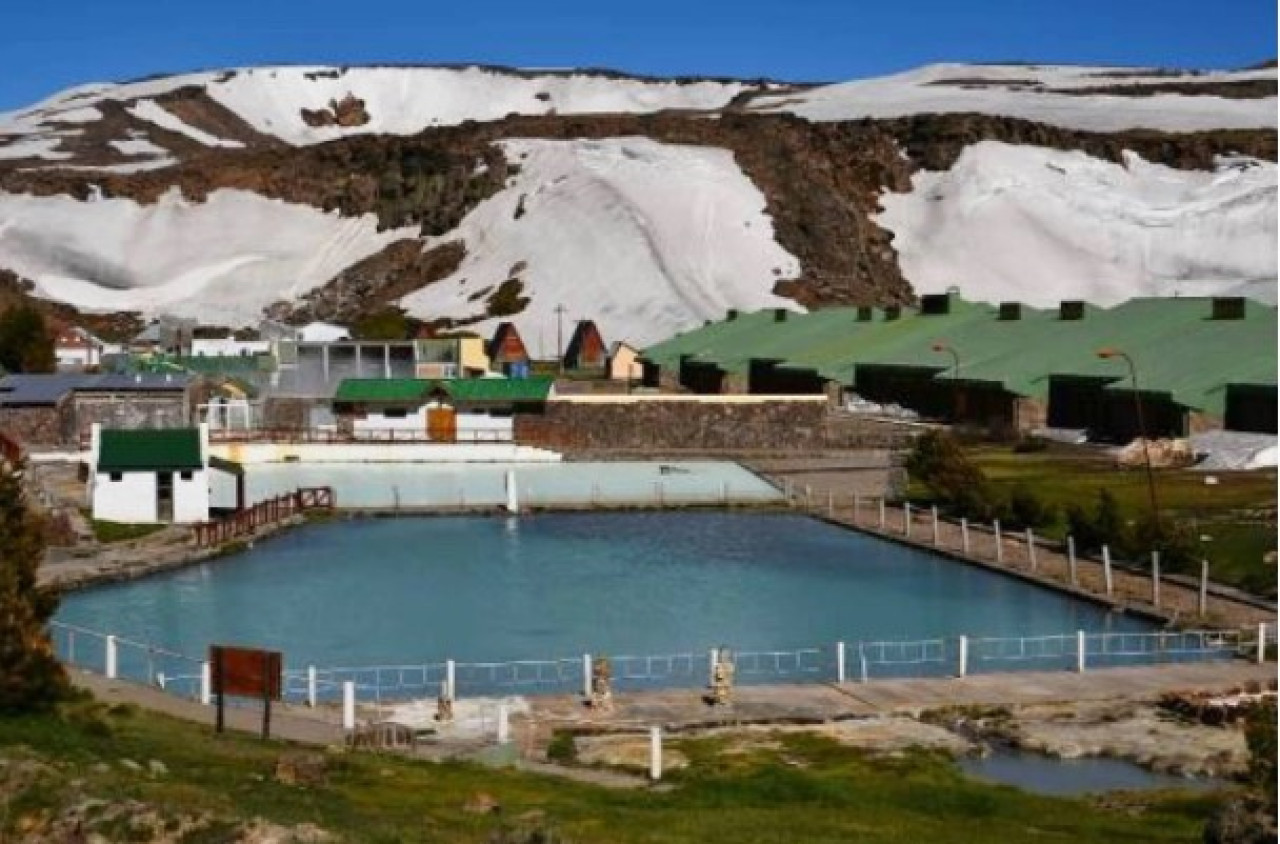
<box><xmin>456</xmin><ymin>412</ymin><xmax>513</xmax><ymax>442</ymax></box>
<box><xmin>211</xmin><ymin>442</ymin><xmax>561</xmax><ymax>464</ymax></box>
<box><xmin>172</xmin><ymin>469</ymin><xmax>210</xmax><ymax>523</ymax></box>
<box><xmin>56</xmin><ymin>345</ymin><xmax>100</xmax><ymax>368</ymax></box>
<box><xmin>191</xmin><ymin>338</ymin><xmax>271</xmax><ymax>357</ymax></box>
<box><xmin>92</xmin><ymin>472</ymin><xmax>157</xmax><ymax>523</ymax></box>
<box><xmin>353</xmin><ymin>406</ymin><xmax>429</xmax><ymax>436</ymax></box>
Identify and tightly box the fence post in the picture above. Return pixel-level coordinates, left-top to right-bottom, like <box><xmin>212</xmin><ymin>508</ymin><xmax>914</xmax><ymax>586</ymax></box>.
<box><xmin>105</xmin><ymin>635</ymin><xmax>118</xmax><ymax>679</ymax></box>
<box><xmin>582</xmin><ymin>654</ymin><xmax>592</xmax><ymax>699</ymax></box>
<box><xmin>960</xmin><ymin>518</ymin><xmax>969</xmax><ymax>555</ymax></box>
<box><xmin>1025</xmin><ymin>528</ymin><xmax>1037</xmax><ymax>571</ymax></box>
<box><xmin>446</xmin><ymin>659</ymin><xmax>457</xmax><ymax>700</ymax></box>
<box><xmin>931</xmin><ymin>506</ymin><xmax>940</xmax><ymax>546</ymax></box>
<box><xmin>497</xmin><ymin>704</ymin><xmax>511</xmax><ymax>744</ymax></box>
<box><xmin>1258</xmin><ymin>623</ymin><xmax>1268</xmax><ymax>664</ymax></box>
<box><xmin>1067</xmin><ymin>536</ymin><xmax>1078</xmax><ymax>586</ymax></box>
<box><xmin>1151</xmin><ymin>551</ymin><xmax>1161</xmax><ymax>608</ymax></box>
<box><xmin>649</xmin><ymin>726</ymin><xmax>663</xmax><ymax>781</ymax></box>
<box><xmin>342</xmin><ymin>681</ymin><xmax>356</xmax><ymax>730</ymax></box>
<box><xmin>200</xmin><ymin>662</ymin><xmax>212</xmax><ymax>706</ymax></box>
<box><xmin>1198</xmin><ymin>560</ymin><xmax>1209</xmax><ymax>617</ymax></box>
<box><xmin>878</xmin><ymin>498</ymin><xmax>886</xmax><ymax>530</ymax></box>
<box><xmin>708</xmin><ymin>647</ymin><xmax>719</xmax><ymax>678</ymax></box>
<box><xmin>836</xmin><ymin>641</ymin><xmax>846</xmax><ymax>684</ymax></box>
<box><xmin>903</xmin><ymin>502</ymin><xmax>912</xmax><ymax>538</ymax></box>
<box><xmin>804</xmin><ymin>485</ymin><xmax>812</xmax><ymax>509</ymax></box>
<box><xmin>852</xmin><ymin>493</ymin><xmax>860</xmax><ymax>525</ymax></box>
<box><xmin>1102</xmin><ymin>545</ymin><xmax>1114</xmax><ymax>597</ymax></box>
<box><xmin>827</xmin><ymin>490</ymin><xmax>834</xmax><ymax>517</ymax></box>
<box><xmin>993</xmin><ymin>521</ymin><xmax>1003</xmax><ymax>563</ymax></box>
<box><xmin>1076</xmin><ymin>631</ymin><xmax>1087</xmax><ymax>673</ymax></box>
<box><xmin>307</xmin><ymin>666</ymin><xmax>318</xmax><ymax>708</ymax></box>
<box><xmin>858</xmin><ymin>644</ymin><xmax>868</xmax><ymax>683</ymax></box>
<box><xmin>957</xmin><ymin>635</ymin><xmax>968</xmax><ymax>679</ymax></box>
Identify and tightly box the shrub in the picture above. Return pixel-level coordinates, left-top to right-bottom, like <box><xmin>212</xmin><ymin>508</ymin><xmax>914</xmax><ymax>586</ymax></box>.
<box><xmin>1011</xmin><ymin>436</ymin><xmax>1049</xmax><ymax>454</ymax></box>
<box><xmin>1007</xmin><ymin>484</ymin><xmax>1056</xmax><ymax>530</ymax></box>
<box><xmin>905</xmin><ymin>430</ymin><xmax>988</xmax><ymax>505</ymax></box>
<box><xmin>546</xmin><ymin>730</ymin><xmax>577</xmax><ymax>764</ymax></box>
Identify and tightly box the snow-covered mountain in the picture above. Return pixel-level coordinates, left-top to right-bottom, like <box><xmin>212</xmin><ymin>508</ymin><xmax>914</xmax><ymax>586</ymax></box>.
<box><xmin>0</xmin><ymin>62</ymin><xmax>1274</xmax><ymax>346</ymax></box>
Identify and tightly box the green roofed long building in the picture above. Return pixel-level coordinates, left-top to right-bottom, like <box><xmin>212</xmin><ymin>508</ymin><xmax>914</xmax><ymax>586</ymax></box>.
<box><xmin>643</xmin><ymin>295</ymin><xmax>1277</xmax><ymax>441</ymax></box>
<box><xmin>332</xmin><ymin>377</ymin><xmax>555</xmax><ymax>442</ymax></box>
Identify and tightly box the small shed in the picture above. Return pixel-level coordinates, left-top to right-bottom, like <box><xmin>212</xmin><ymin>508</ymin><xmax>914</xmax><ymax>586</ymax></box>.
<box><xmin>607</xmin><ymin>341</ymin><xmax>643</xmax><ymax>383</ymax></box>
<box><xmin>89</xmin><ymin>424</ymin><xmax>210</xmax><ymax>524</ymax></box>
<box><xmin>563</xmin><ymin>320</ymin><xmax>608</xmax><ymax>372</ymax></box>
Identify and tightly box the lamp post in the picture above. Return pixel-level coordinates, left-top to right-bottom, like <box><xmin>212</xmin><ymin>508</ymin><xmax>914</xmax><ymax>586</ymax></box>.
<box><xmin>931</xmin><ymin>341</ymin><xmax>961</xmax><ymax>422</ymax></box>
<box><xmin>1097</xmin><ymin>347</ymin><xmax>1161</xmax><ymax>534</ymax></box>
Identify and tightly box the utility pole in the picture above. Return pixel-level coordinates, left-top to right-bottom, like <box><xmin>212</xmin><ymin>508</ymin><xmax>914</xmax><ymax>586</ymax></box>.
<box><xmin>1097</xmin><ymin>347</ymin><xmax>1161</xmax><ymax>536</ymax></box>
<box><xmin>554</xmin><ymin>304</ymin><xmax>567</xmax><ymax>374</ymax></box>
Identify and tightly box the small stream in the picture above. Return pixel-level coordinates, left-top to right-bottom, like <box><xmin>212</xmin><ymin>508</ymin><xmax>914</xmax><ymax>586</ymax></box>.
<box><xmin>958</xmin><ymin>749</ymin><xmax>1223</xmax><ymax>796</ymax></box>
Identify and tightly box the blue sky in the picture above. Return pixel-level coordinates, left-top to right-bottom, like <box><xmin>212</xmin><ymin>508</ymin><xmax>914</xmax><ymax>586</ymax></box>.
<box><xmin>1</xmin><ymin>0</ymin><xmax>1274</xmax><ymax>110</ymax></box>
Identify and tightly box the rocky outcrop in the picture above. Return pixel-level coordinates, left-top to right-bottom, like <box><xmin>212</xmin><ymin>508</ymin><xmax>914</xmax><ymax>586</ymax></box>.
<box><xmin>301</xmin><ymin>93</ymin><xmax>372</xmax><ymax>128</ymax></box>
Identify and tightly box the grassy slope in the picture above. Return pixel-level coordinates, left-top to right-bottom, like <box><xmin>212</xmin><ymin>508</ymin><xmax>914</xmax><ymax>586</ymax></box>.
<box><xmin>0</xmin><ymin>700</ymin><xmax>1222</xmax><ymax>843</ymax></box>
<box><xmin>931</xmin><ymin>445</ymin><xmax>1277</xmax><ymax>595</ymax></box>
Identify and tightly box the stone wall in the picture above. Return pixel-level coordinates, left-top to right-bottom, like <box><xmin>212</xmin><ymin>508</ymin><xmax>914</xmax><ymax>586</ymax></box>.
<box><xmin>515</xmin><ymin>400</ymin><xmax>919</xmax><ymax>452</ymax></box>
<box><xmin>70</xmin><ymin>393</ymin><xmax>191</xmax><ymax>442</ymax></box>
<box><xmin>0</xmin><ymin>404</ymin><xmax>65</xmax><ymax>446</ymax></box>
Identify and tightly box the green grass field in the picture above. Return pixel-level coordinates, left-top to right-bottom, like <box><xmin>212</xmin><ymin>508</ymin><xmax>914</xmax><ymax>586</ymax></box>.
<box><xmin>0</xmin><ymin>698</ymin><xmax>1228</xmax><ymax>843</ymax></box>
<box><xmin>931</xmin><ymin>444</ymin><xmax>1277</xmax><ymax>596</ymax></box>
<box><xmin>89</xmin><ymin>519</ymin><xmax>168</xmax><ymax>544</ymax></box>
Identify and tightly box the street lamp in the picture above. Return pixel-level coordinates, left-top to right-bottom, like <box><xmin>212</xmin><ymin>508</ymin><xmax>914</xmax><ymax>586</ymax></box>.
<box><xmin>1096</xmin><ymin>346</ymin><xmax>1161</xmax><ymax>534</ymax></box>
<box><xmin>931</xmin><ymin>341</ymin><xmax>962</xmax><ymax>422</ymax></box>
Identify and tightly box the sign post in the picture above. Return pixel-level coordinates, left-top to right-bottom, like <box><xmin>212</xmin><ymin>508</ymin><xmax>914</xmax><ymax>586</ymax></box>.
<box><xmin>210</xmin><ymin>645</ymin><xmax>283</xmax><ymax>740</ymax></box>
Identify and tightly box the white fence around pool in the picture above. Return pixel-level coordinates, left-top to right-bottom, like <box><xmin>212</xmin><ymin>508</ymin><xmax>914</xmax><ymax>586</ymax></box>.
<box><xmin>48</xmin><ymin>621</ymin><xmax>1273</xmax><ymax>710</ymax></box>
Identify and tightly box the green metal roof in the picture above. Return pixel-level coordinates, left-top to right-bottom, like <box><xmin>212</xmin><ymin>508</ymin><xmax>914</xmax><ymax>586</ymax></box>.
<box><xmin>98</xmin><ymin>429</ymin><xmax>203</xmax><ymax>473</ymax></box>
<box><xmin>443</xmin><ymin>376</ymin><xmax>554</xmax><ymax>402</ymax></box>
<box><xmin>644</xmin><ymin>296</ymin><xmax>1277</xmax><ymax>416</ymax></box>
<box><xmin>334</xmin><ymin>378</ymin><xmax>434</xmax><ymax>403</ymax></box>
<box><xmin>334</xmin><ymin>376</ymin><xmax>554</xmax><ymax>404</ymax></box>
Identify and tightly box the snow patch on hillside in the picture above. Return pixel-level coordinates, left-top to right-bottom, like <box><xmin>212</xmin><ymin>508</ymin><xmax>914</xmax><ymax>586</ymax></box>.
<box><xmin>877</xmin><ymin>142</ymin><xmax>1278</xmax><ymax>307</ymax></box>
<box><xmin>126</xmin><ymin>100</ymin><xmax>245</xmax><ymax>148</ymax></box>
<box><xmin>206</xmin><ymin>66</ymin><xmax>758</xmax><ymax>145</ymax></box>
<box><xmin>0</xmin><ymin>189</ymin><xmax>413</xmax><ymax>322</ymax></box>
<box><xmin>400</xmin><ymin>137</ymin><xmax>802</xmax><ymax>348</ymax></box>
<box><xmin>754</xmin><ymin>63</ymin><xmax>1277</xmax><ymax>132</ymax></box>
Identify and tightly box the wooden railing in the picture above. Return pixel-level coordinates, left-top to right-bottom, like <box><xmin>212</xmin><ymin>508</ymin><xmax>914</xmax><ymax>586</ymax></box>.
<box><xmin>192</xmin><ymin>487</ymin><xmax>335</xmax><ymax>548</ymax></box>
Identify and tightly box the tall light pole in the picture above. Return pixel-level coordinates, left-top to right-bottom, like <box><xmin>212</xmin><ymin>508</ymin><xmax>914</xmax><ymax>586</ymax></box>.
<box><xmin>931</xmin><ymin>341</ymin><xmax>961</xmax><ymax>422</ymax></box>
<box><xmin>1097</xmin><ymin>347</ymin><xmax>1161</xmax><ymax>534</ymax></box>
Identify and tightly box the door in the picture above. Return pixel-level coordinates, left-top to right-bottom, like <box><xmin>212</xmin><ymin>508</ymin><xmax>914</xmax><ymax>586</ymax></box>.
<box><xmin>427</xmin><ymin>406</ymin><xmax>457</xmax><ymax>442</ymax></box>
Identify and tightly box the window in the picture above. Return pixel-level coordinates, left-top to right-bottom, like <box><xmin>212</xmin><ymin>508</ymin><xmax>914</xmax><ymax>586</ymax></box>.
<box><xmin>180</xmin><ymin>471</ymin><xmax>194</xmax><ymax>481</ymax></box>
<box><xmin>109</xmin><ymin>472</ymin><xmax>123</xmax><ymax>482</ymax></box>
<box><xmin>383</xmin><ymin>408</ymin><xmax>408</xmax><ymax>419</ymax></box>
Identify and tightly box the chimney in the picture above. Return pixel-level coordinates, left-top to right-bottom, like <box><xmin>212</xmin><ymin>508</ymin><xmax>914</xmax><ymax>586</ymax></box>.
<box><xmin>998</xmin><ymin>302</ymin><xmax>1022</xmax><ymax>321</ymax></box>
<box><xmin>884</xmin><ymin>305</ymin><xmax>901</xmax><ymax>321</ymax></box>
<box><xmin>856</xmin><ymin>306</ymin><xmax>873</xmax><ymax>322</ymax></box>
<box><xmin>1211</xmin><ymin>297</ymin><xmax>1246</xmax><ymax>320</ymax></box>
<box><xmin>726</xmin><ymin>308</ymin><xmax>739</xmax><ymax>322</ymax></box>
<box><xmin>773</xmin><ymin>308</ymin><xmax>788</xmax><ymax>323</ymax></box>
<box><xmin>920</xmin><ymin>293</ymin><xmax>951</xmax><ymax>315</ymax></box>
<box><xmin>1059</xmin><ymin>301</ymin><xmax>1085</xmax><ymax>321</ymax></box>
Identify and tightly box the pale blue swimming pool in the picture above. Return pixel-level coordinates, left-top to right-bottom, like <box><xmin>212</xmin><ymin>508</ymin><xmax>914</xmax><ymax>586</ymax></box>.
<box><xmin>56</xmin><ymin>512</ymin><xmax>1172</xmax><ymax>698</ymax></box>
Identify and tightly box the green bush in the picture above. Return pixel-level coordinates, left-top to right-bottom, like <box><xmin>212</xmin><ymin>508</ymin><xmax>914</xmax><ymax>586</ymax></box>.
<box><xmin>1011</xmin><ymin>436</ymin><xmax>1048</xmax><ymax>454</ymax></box>
<box><xmin>1006</xmin><ymin>484</ymin><xmax>1057</xmax><ymax>530</ymax></box>
<box><xmin>546</xmin><ymin>730</ymin><xmax>578</xmax><ymax>764</ymax></box>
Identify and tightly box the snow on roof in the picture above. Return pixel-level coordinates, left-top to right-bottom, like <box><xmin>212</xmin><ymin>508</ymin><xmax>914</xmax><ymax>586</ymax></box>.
<box><xmin>750</xmin><ymin>63</ymin><xmax>1277</xmax><ymax>132</ymax></box>
<box><xmin>299</xmin><ymin>322</ymin><xmax>351</xmax><ymax>342</ymax></box>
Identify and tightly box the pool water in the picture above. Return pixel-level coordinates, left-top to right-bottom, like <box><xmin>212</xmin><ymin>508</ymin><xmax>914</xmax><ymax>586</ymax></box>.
<box><xmin>59</xmin><ymin>512</ymin><xmax>1149</xmax><ymax>678</ymax></box>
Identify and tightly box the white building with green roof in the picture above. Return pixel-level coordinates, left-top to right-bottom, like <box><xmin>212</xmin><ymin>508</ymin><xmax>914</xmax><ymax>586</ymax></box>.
<box><xmin>88</xmin><ymin>424</ymin><xmax>211</xmax><ymax>524</ymax></box>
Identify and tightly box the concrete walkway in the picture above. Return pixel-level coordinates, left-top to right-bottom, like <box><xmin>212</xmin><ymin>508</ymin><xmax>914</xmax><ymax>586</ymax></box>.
<box><xmin>525</xmin><ymin>661</ymin><xmax>1275</xmax><ymax>731</ymax></box>
<box><xmin>792</xmin><ymin>493</ymin><xmax>1275</xmax><ymax>628</ymax></box>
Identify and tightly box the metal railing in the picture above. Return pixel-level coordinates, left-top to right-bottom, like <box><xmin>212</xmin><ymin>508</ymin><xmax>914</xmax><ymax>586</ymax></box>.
<box><xmin>50</xmin><ymin>620</ymin><xmax>1273</xmax><ymax>709</ymax></box>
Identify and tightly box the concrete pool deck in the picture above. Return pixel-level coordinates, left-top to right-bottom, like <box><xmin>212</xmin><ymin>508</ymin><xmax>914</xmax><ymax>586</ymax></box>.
<box><xmin>73</xmin><ymin>661</ymin><xmax>1276</xmax><ymax>749</ymax></box>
